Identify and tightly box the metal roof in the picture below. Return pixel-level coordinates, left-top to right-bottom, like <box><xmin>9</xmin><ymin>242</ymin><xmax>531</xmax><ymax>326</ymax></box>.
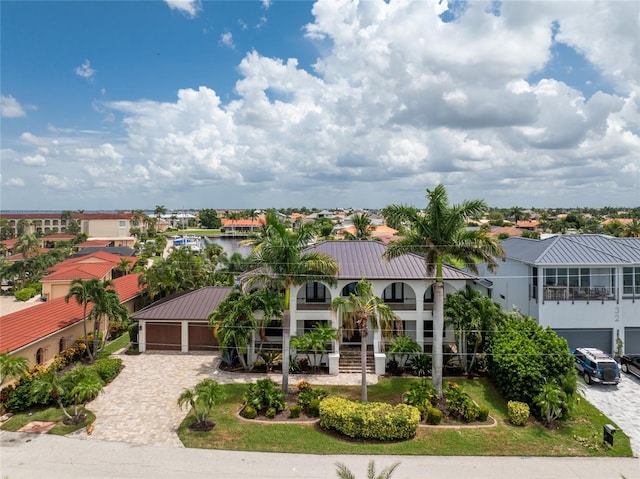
<box><xmin>132</xmin><ymin>286</ymin><xmax>234</xmax><ymax>321</ymax></box>
<box><xmin>304</xmin><ymin>241</ymin><xmax>477</xmax><ymax>281</ymax></box>
<box><xmin>502</xmin><ymin>234</ymin><xmax>640</xmax><ymax>265</ymax></box>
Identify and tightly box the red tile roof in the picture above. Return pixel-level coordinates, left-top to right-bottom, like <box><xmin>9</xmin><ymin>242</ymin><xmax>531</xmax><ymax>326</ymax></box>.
<box><xmin>42</xmin><ymin>263</ymin><xmax>114</xmax><ymax>282</ymax></box>
<box><xmin>42</xmin><ymin>234</ymin><xmax>76</xmax><ymax>241</ymax></box>
<box><xmin>221</xmin><ymin>218</ymin><xmax>265</xmax><ymax>227</ymax></box>
<box><xmin>0</xmin><ymin>273</ymin><xmax>143</xmax><ymax>354</ymax></box>
<box><xmin>0</xmin><ymin>238</ymin><xmax>18</xmax><ymax>248</ymax></box>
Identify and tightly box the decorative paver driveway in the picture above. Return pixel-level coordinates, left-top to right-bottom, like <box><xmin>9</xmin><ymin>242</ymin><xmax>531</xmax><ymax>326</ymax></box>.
<box><xmin>578</xmin><ymin>373</ymin><xmax>640</xmax><ymax>457</ymax></box>
<box><xmin>72</xmin><ymin>352</ymin><xmax>217</xmax><ymax>447</ymax></box>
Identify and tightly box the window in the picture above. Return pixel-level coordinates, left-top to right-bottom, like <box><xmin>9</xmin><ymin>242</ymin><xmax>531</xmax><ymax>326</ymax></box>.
<box><xmin>623</xmin><ymin>267</ymin><xmax>640</xmax><ymax>295</ymax></box>
<box><xmin>119</xmin><ymin>220</ymin><xmax>126</xmax><ymax>227</ymax></box>
<box><xmin>424</xmin><ymin>286</ymin><xmax>434</xmax><ymax>303</ymax></box>
<box><xmin>36</xmin><ymin>348</ymin><xmax>45</xmax><ymax>365</ymax></box>
<box><xmin>423</xmin><ymin>321</ymin><xmax>446</xmax><ymax>338</ymax></box>
<box><xmin>59</xmin><ymin>337</ymin><xmax>66</xmax><ymax>354</ymax></box>
<box><xmin>303</xmin><ymin>320</ymin><xmax>329</xmax><ymax>334</ymax></box>
<box><xmin>305</xmin><ymin>282</ymin><xmax>326</xmax><ymax>302</ymax></box>
<box><xmin>531</xmin><ymin>267</ymin><xmax>538</xmax><ymax>299</ymax></box>
<box><xmin>383</xmin><ymin>283</ymin><xmax>404</xmax><ymax>302</ymax></box>
<box><xmin>544</xmin><ymin>267</ymin><xmax>590</xmax><ymax>288</ymax></box>
<box><xmin>341</xmin><ymin>282</ymin><xmax>358</xmax><ymax>296</ymax></box>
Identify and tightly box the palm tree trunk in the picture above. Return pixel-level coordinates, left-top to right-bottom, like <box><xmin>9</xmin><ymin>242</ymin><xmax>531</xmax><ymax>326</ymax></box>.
<box><xmin>433</xmin><ymin>281</ymin><xmax>444</xmax><ymax>397</ymax></box>
<box><xmin>360</xmin><ymin>329</ymin><xmax>368</xmax><ymax>402</ymax></box>
<box><xmin>281</xmin><ymin>309</ymin><xmax>290</xmax><ymax>394</ymax></box>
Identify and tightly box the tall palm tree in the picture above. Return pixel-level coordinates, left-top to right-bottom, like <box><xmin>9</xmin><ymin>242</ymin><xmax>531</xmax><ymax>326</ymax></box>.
<box><xmin>242</xmin><ymin>212</ymin><xmax>338</xmax><ymax>393</ymax></box>
<box><xmin>15</xmin><ymin>233</ymin><xmax>40</xmax><ymax>288</ymax></box>
<box><xmin>382</xmin><ymin>184</ymin><xmax>503</xmax><ymax>396</ymax></box>
<box><xmin>331</xmin><ymin>279</ymin><xmax>401</xmax><ymax>402</ymax></box>
<box><xmin>65</xmin><ymin>278</ymin><xmax>113</xmax><ymax>362</ymax></box>
<box><xmin>621</xmin><ymin>219</ymin><xmax>640</xmax><ymax>238</ymax></box>
<box><xmin>88</xmin><ymin>288</ymin><xmax>128</xmax><ymax>352</ymax></box>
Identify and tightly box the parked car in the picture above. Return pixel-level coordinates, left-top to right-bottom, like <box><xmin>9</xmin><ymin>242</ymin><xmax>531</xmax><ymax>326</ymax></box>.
<box><xmin>572</xmin><ymin>347</ymin><xmax>621</xmax><ymax>385</ymax></box>
<box><xmin>620</xmin><ymin>354</ymin><xmax>640</xmax><ymax>379</ymax></box>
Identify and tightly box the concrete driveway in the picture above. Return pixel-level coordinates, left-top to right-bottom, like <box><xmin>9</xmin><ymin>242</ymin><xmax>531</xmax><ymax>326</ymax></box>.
<box><xmin>578</xmin><ymin>372</ymin><xmax>640</xmax><ymax>457</ymax></box>
<box><xmin>71</xmin><ymin>352</ymin><xmax>217</xmax><ymax>447</ymax></box>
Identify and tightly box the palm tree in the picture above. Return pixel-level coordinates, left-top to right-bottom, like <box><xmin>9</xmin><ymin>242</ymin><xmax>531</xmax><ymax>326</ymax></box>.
<box><xmin>154</xmin><ymin>205</ymin><xmax>167</xmax><ymax>232</ymax></box>
<box><xmin>65</xmin><ymin>278</ymin><xmax>113</xmax><ymax>362</ymax></box>
<box><xmin>382</xmin><ymin>184</ymin><xmax>503</xmax><ymax>396</ymax></box>
<box><xmin>178</xmin><ymin>378</ymin><xmax>225</xmax><ymax>431</ymax></box>
<box><xmin>621</xmin><ymin>219</ymin><xmax>640</xmax><ymax>238</ymax></box>
<box><xmin>335</xmin><ymin>460</ymin><xmax>400</xmax><ymax>479</ymax></box>
<box><xmin>115</xmin><ymin>257</ymin><xmax>132</xmax><ymax>278</ymax></box>
<box><xmin>88</xmin><ymin>288</ymin><xmax>128</xmax><ymax>352</ymax></box>
<box><xmin>0</xmin><ymin>353</ymin><xmax>29</xmax><ymax>389</ymax></box>
<box><xmin>331</xmin><ymin>279</ymin><xmax>401</xmax><ymax>402</ymax></box>
<box><xmin>242</xmin><ymin>212</ymin><xmax>338</xmax><ymax>393</ymax></box>
<box><xmin>209</xmin><ymin>289</ymin><xmax>258</xmax><ymax>370</ymax></box>
<box><xmin>343</xmin><ymin>213</ymin><xmax>375</xmax><ymax>240</ymax></box>
<box><xmin>15</xmin><ymin>232</ymin><xmax>40</xmax><ymax>288</ymax></box>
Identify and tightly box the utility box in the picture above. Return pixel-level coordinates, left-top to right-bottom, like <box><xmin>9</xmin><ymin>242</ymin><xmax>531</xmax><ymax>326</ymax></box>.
<box><xmin>603</xmin><ymin>424</ymin><xmax>616</xmax><ymax>445</ymax></box>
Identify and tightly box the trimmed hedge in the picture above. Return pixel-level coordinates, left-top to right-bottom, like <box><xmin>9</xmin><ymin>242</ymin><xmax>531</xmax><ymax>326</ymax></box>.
<box><xmin>90</xmin><ymin>358</ymin><xmax>123</xmax><ymax>384</ymax></box>
<box><xmin>14</xmin><ymin>288</ymin><xmax>36</xmax><ymax>302</ymax></box>
<box><xmin>319</xmin><ymin>397</ymin><xmax>420</xmax><ymax>441</ymax></box>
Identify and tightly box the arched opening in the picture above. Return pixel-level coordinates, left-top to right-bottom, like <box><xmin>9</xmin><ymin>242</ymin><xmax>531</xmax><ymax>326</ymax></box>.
<box><xmin>36</xmin><ymin>348</ymin><xmax>44</xmax><ymax>365</ymax></box>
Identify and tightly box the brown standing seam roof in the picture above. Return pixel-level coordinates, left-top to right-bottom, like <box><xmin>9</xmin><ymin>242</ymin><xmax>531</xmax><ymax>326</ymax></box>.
<box><xmin>132</xmin><ymin>286</ymin><xmax>234</xmax><ymax>321</ymax></box>
<box><xmin>304</xmin><ymin>241</ymin><xmax>477</xmax><ymax>281</ymax></box>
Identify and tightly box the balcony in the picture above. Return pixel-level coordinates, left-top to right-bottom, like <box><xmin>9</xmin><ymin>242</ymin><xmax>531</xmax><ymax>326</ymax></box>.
<box><xmin>543</xmin><ymin>286</ymin><xmax>616</xmax><ymax>302</ymax></box>
<box><xmin>296</xmin><ymin>300</ymin><xmax>331</xmax><ymax>311</ymax></box>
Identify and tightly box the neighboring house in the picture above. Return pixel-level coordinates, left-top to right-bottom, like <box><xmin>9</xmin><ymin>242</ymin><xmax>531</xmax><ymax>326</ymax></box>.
<box><xmin>334</xmin><ymin>224</ymin><xmax>399</xmax><ymax>243</ymax></box>
<box><xmin>478</xmin><ymin>234</ymin><xmax>640</xmax><ymax>354</ymax></box>
<box><xmin>41</xmin><ymin>250</ymin><xmax>137</xmax><ymax>300</ymax></box>
<box><xmin>515</xmin><ymin>220</ymin><xmax>540</xmax><ymax>231</ymax></box>
<box><xmin>133</xmin><ymin>287</ymin><xmax>233</xmax><ymax>353</ymax></box>
<box><xmin>489</xmin><ymin>226</ymin><xmax>524</xmax><ymax>238</ymax></box>
<box><xmin>0</xmin><ymin>274</ymin><xmax>143</xmax><ymax>369</ymax></box>
<box><xmin>286</xmin><ymin>241</ymin><xmax>485</xmax><ymax>374</ymax></box>
<box><xmin>220</xmin><ymin>218</ymin><xmax>265</xmax><ymax>233</ymax></box>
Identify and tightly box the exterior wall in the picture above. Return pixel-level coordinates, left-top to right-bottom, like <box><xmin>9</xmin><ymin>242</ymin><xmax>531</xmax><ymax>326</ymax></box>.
<box><xmin>10</xmin><ymin>321</ymin><xmax>85</xmax><ymax>370</ymax></box>
<box><xmin>82</xmin><ymin>219</ymin><xmax>130</xmax><ymax>238</ymax></box>
<box><xmin>484</xmin><ymin>260</ymin><xmax>640</xmax><ymax>354</ymax></box>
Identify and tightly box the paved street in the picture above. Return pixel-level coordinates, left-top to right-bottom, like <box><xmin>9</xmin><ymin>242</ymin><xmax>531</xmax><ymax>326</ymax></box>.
<box><xmin>578</xmin><ymin>371</ymin><xmax>640</xmax><ymax>457</ymax></box>
<box><xmin>1</xmin><ymin>431</ymin><xmax>638</xmax><ymax>479</ymax></box>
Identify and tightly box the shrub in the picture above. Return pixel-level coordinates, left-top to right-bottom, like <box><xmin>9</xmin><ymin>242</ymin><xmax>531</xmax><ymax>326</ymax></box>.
<box><xmin>265</xmin><ymin>407</ymin><xmax>277</xmax><ymax>419</ymax></box>
<box><xmin>289</xmin><ymin>404</ymin><xmax>302</xmax><ymax>418</ymax></box>
<box><xmin>296</xmin><ymin>380</ymin><xmax>311</xmax><ymax>392</ymax></box>
<box><xmin>478</xmin><ymin>405</ymin><xmax>490</xmax><ymax>422</ymax></box>
<box><xmin>14</xmin><ymin>288</ymin><xmax>36</xmax><ymax>302</ymax></box>
<box><xmin>319</xmin><ymin>397</ymin><xmax>420</xmax><ymax>441</ymax></box>
<box><xmin>508</xmin><ymin>401</ymin><xmax>530</xmax><ymax>426</ymax></box>
<box><xmin>426</xmin><ymin>407</ymin><xmax>443</xmax><ymax>425</ymax></box>
<box><xmin>243</xmin><ymin>379</ymin><xmax>285</xmax><ymax>413</ymax></box>
<box><xmin>487</xmin><ymin>313</ymin><xmax>575</xmax><ymax>418</ymax></box>
<box><xmin>307</xmin><ymin>399</ymin><xmax>321</xmax><ymax>418</ymax></box>
<box><xmin>242</xmin><ymin>405</ymin><xmax>257</xmax><ymax>419</ymax></box>
<box><xmin>403</xmin><ymin>380</ymin><xmax>437</xmax><ymax>408</ymax></box>
<box><xmin>5</xmin><ymin>375</ymin><xmax>53</xmax><ymax>413</ymax></box>
<box><xmin>297</xmin><ymin>386</ymin><xmax>328</xmax><ymax>413</ymax></box>
<box><xmin>444</xmin><ymin>382</ymin><xmax>479</xmax><ymax>422</ymax></box>
<box><xmin>407</xmin><ymin>354</ymin><xmax>432</xmax><ymax>377</ymax></box>
<box><xmin>128</xmin><ymin>322</ymin><xmax>139</xmax><ymax>345</ymax></box>
<box><xmin>90</xmin><ymin>358</ymin><xmax>123</xmax><ymax>384</ymax></box>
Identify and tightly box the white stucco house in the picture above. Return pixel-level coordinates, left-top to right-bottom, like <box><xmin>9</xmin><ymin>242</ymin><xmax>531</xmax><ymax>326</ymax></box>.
<box><xmin>477</xmin><ymin>234</ymin><xmax>640</xmax><ymax>354</ymax></box>
<box><xmin>278</xmin><ymin>240</ymin><xmax>488</xmax><ymax>374</ymax></box>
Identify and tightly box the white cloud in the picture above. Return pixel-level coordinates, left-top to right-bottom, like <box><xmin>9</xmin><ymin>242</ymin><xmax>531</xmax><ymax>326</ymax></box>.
<box><xmin>75</xmin><ymin>59</ymin><xmax>96</xmax><ymax>81</ymax></box>
<box><xmin>220</xmin><ymin>32</ymin><xmax>235</xmax><ymax>50</ymax></box>
<box><xmin>2</xmin><ymin>0</ymin><xmax>638</xmax><ymax>209</ymax></box>
<box><xmin>4</xmin><ymin>177</ymin><xmax>25</xmax><ymax>187</ymax></box>
<box><xmin>1</xmin><ymin>95</ymin><xmax>26</xmax><ymax>118</ymax></box>
<box><xmin>164</xmin><ymin>0</ymin><xmax>200</xmax><ymax>18</ymax></box>
<box><xmin>22</xmin><ymin>154</ymin><xmax>47</xmax><ymax>167</ymax></box>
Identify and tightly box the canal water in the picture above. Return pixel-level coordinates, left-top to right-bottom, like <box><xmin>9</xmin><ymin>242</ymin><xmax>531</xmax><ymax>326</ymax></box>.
<box><xmin>203</xmin><ymin>236</ymin><xmax>253</xmax><ymax>257</ymax></box>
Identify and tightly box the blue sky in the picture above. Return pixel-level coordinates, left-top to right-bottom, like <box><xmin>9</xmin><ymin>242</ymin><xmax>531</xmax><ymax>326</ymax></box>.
<box><xmin>1</xmin><ymin>0</ymin><xmax>639</xmax><ymax>211</ymax></box>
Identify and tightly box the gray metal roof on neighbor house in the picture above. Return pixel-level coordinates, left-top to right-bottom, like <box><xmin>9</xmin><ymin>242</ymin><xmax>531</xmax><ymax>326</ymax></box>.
<box><xmin>69</xmin><ymin>246</ymin><xmax>136</xmax><ymax>258</ymax></box>
<box><xmin>132</xmin><ymin>286</ymin><xmax>233</xmax><ymax>320</ymax></box>
<box><xmin>305</xmin><ymin>241</ymin><xmax>477</xmax><ymax>281</ymax></box>
<box><xmin>502</xmin><ymin>234</ymin><xmax>640</xmax><ymax>265</ymax></box>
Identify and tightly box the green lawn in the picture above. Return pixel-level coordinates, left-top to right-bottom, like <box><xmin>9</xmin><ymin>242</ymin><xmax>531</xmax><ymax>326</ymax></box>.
<box><xmin>1</xmin><ymin>408</ymin><xmax>95</xmax><ymax>435</ymax></box>
<box><xmin>177</xmin><ymin>377</ymin><xmax>632</xmax><ymax>457</ymax></box>
<box><xmin>97</xmin><ymin>332</ymin><xmax>130</xmax><ymax>359</ymax></box>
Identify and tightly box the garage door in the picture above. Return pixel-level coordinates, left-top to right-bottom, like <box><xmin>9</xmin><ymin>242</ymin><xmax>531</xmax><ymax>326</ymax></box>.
<box><xmin>146</xmin><ymin>322</ymin><xmax>181</xmax><ymax>351</ymax></box>
<box><xmin>553</xmin><ymin>328</ymin><xmax>613</xmax><ymax>353</ymax></box>
<box><xmin>188</xmin><ymin>323</ymin><xmax>217</xmax><ymax>351</ymax></box>
<box><xmin>625</xmin><ymin>327</ymin><xmax>640</xmax><ymax>354</ymax></box>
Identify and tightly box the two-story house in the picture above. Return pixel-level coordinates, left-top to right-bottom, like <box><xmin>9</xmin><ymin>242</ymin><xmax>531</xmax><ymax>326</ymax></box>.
<box><xmin>478</xmin><ymin>234</ymin><xmax>640</xmax><ymax>354</ymax></box>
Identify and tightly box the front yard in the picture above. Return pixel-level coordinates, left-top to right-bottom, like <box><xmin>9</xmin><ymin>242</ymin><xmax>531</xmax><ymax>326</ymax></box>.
<box><xmin>177</xmin><ymin>377</ymin><xmax>633</xmax><ymax>456</ymax></box>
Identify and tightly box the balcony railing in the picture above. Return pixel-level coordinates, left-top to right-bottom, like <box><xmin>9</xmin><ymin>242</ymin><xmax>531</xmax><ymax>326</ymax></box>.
<box><xmin>543</xmin><ymin>286</ymin><xmax>616</xmax><ymax>302</ymax></box>
<box><xmin>296</xmin><ymin>300</ymin><xmax>331</xmax><ymax>311</ymax></box>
